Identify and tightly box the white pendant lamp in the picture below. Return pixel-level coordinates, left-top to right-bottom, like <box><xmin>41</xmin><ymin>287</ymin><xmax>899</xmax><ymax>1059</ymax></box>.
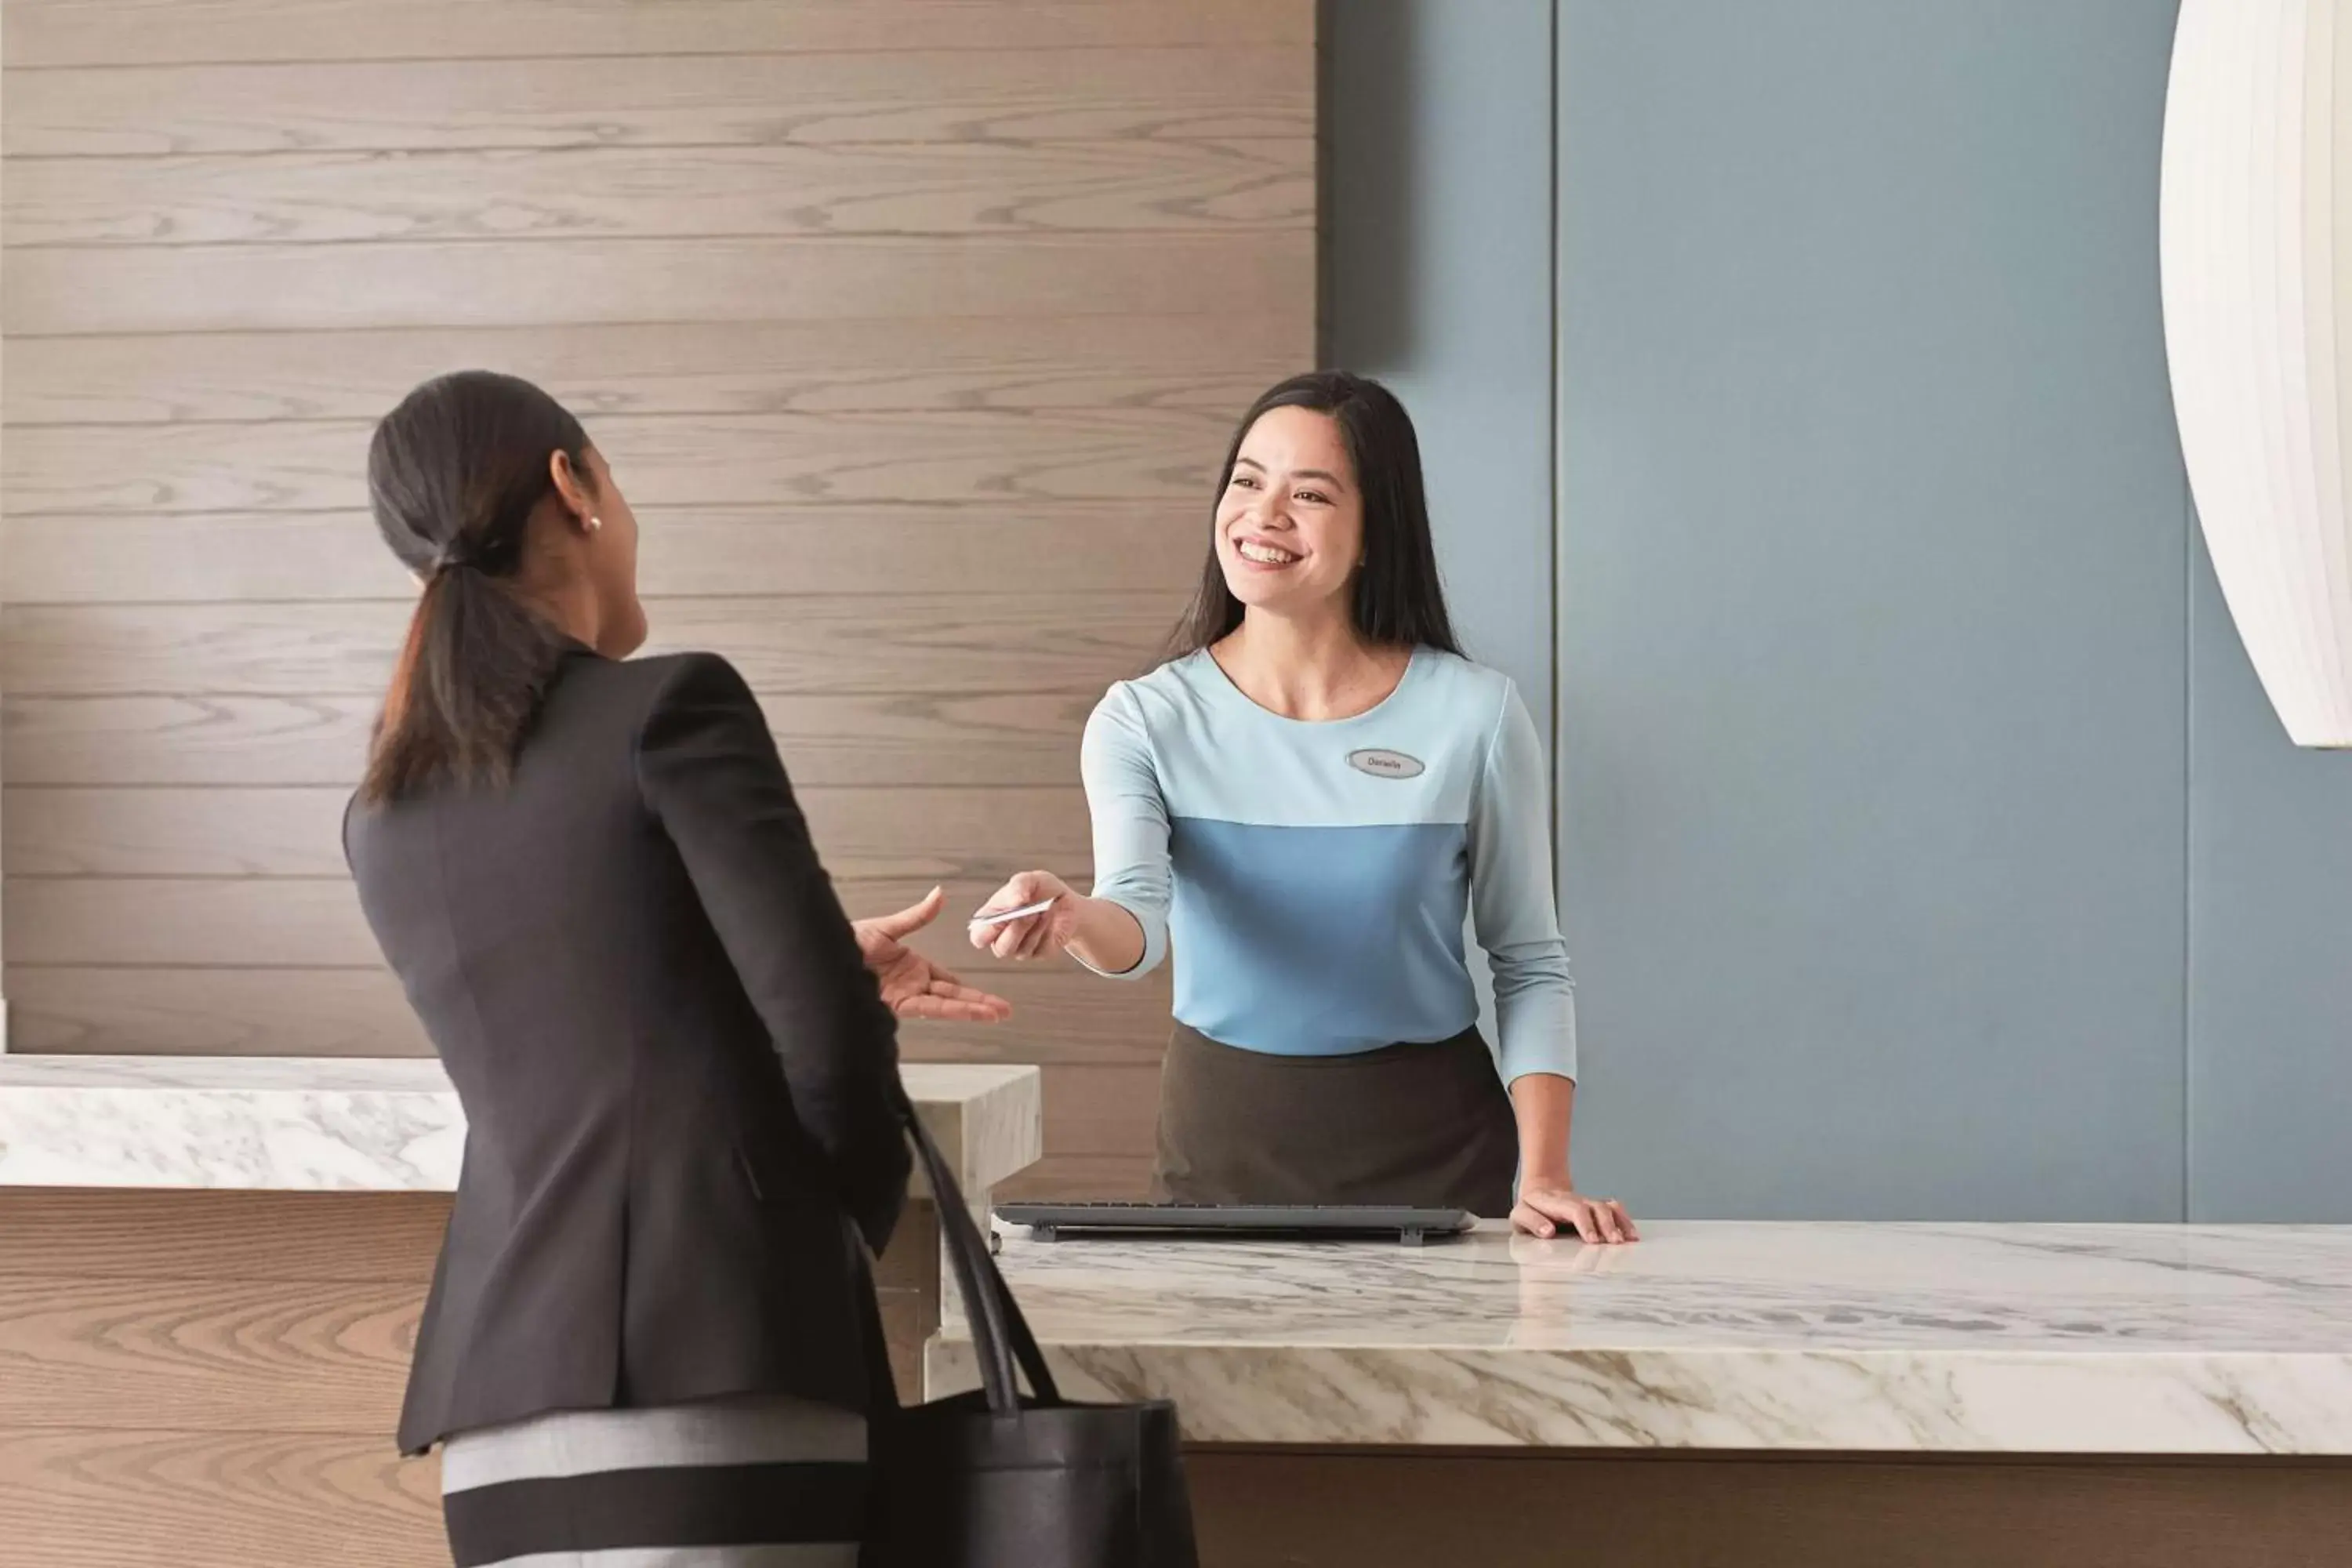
<box><xmin>2161</xmin><ymin>0</ymin><xmax>2352</xmax><ymax>747</ymax></box>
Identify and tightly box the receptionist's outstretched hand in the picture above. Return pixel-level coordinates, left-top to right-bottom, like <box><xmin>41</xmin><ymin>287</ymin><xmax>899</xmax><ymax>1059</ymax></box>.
<box><xmin>969</xmin><ymin>870</ymin><xmax>1081</xmax><ymax>960</ymax></box>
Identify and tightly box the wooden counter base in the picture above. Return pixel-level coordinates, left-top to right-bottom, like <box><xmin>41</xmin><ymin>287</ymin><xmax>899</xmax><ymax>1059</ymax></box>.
<box><xmin>1187</xmin><ymin>1446</ymin><xmax>2352</xmax><ymax>1568</ymax></box>
<box><xmin>0</xmin><ymin>1188</ymin><xmax>942</xmax><ymax>1568</ymax></box>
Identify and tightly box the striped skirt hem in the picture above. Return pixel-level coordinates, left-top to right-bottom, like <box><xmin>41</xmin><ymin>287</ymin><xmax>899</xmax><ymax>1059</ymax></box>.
<box><xmin>438</xmin><ymin>1396</ymin><xmax>866</xmax><ymax>1568</ymax></box>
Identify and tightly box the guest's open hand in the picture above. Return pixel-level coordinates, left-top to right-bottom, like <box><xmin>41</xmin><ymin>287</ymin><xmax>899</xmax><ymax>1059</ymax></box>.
<box><xmin>852</xmin><ymin>887</ymin><xmax>1014</xmax><ymax>1023</ymax></box>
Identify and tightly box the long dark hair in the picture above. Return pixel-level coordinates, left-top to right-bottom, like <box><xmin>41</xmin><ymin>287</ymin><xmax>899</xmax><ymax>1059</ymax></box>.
<box><xmin>359</xmin><ymin>371</ymin><xmax>589</xmax><ymax>804</ymax></box>
<box><xmin>1164</xmin><ymin>370</ymin><xmax>1461</xmax><ymax>660</ymax></box>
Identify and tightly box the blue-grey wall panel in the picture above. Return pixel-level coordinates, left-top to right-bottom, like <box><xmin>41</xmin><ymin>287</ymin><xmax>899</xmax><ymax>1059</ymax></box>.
<box><xmin>2187</xmin><ymin>536</ymin><xmax>2352</xmax><ymax>1221</ymax></box>
<box><xmin>1555</xmin><ymin>0</ymin><xmax>2190</xmax><ymax>1217</ymax></box>
<box><xmin>1322</xmin><ymin>0</ymin><xmax>1555</xmax><ymax>726</ymax></box>
<box><xmin>1323</xmin><ymin>0</ymin><xmax>1559</xmax><ymax>1047</ymax></box>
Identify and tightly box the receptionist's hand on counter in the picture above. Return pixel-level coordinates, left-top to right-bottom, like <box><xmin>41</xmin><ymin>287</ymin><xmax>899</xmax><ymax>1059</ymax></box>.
<box><xmin>1513</xmin><ymin>1177</ymin><xmax>1638</xmax><ymax>1244</ymax></box>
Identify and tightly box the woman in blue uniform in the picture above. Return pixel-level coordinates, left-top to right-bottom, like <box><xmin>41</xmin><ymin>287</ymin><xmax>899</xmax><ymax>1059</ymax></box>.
<box><xmin>973</xmin><ymin>372</ymin><xmax>1635</xmax><ymax>1243</ymax></box>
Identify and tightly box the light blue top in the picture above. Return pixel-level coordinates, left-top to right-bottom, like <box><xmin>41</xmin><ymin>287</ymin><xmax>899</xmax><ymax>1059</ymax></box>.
<box><xmin>1080</xmin><ymin>647</ymin><xmax>1578</xmax><ymax>1083</ymax></box>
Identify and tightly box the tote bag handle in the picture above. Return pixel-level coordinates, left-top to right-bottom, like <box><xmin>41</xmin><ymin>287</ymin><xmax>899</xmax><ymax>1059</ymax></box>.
<box><xmin>895</xmin><ymin>1085</ymin><xmax>1061</xmax><ymax>1416</ymax></box>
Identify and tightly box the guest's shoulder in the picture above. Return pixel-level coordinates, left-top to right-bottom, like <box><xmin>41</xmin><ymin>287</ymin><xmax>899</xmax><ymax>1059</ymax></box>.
<box><xmin>583</xmin><ymin>649</ymin><xmax>754</xmax><ymax>710</ymax></box>
<box><xmin>545</xmin><ymin>651</ymin><xmax>768</xmax><ymax>753</ymax></box>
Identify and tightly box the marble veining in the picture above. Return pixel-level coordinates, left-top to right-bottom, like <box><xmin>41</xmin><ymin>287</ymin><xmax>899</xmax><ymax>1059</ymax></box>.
<box><xmin>930</xmin><ymin>1221</ymin><xmax>2352</xmax><ymax>1454</ymax></box>
<box><xmin>0</xmin><ymin>1055</ymin><xmax>1041</xmax><ymax>1197</ymax></box>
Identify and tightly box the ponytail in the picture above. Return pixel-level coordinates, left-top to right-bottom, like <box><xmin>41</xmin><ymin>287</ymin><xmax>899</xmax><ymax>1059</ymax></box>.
<box><xmin>358</xmin><ymin>371</ymin><xmax>589</xmax><ymax>805</ymax></box>
<box><xmin>361</xmin><ymin>564</ymin><xmax>570</xmax><ymax>804</ymax></box>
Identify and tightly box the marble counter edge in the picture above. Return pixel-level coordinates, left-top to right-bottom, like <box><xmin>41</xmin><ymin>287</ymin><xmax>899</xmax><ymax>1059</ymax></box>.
<box><xmin>0</xmin><ymin>1056</ymin><xmax>1043</xmax><ymax>1198</ymax></box>
<box><xmin>921</xmin><ymin>1336</ymin><xmax>2352</xmax><ymax>1455</ymax></box>
<box><xmin>925</xmin><ymin>1222</ymin><xmax>2352</xmax><ymax>1456</ymax></box>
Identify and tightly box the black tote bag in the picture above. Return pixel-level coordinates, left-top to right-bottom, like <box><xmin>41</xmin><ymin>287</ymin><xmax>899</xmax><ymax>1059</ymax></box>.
<box><xmin>862</xmin><ymin>1092</ymin><xmax>1199</xmax><ymax>1568</ymax></box>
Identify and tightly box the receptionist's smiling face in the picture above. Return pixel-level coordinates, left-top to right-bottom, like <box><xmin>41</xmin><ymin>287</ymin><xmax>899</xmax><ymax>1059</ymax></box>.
<box><xmin>1215</xmin><ymin>405</ymin><xmax>1364</xmax><ymax>618</ymax></box>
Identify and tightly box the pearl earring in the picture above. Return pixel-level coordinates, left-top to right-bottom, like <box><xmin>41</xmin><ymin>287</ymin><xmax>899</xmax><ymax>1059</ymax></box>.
<box><xmin>586</xmin><ymin>515</ymin><xmax>603</xmax><ymax>533</ymax></box>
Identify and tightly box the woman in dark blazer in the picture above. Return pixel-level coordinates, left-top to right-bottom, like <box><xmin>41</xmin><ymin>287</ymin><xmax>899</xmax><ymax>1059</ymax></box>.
<box><xmin>343</xmin><ymin>370</ymin><xmax>1005</xmax><ymax>1567</ymax></box>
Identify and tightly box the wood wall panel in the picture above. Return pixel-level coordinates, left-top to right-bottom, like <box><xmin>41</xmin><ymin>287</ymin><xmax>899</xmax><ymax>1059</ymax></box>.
<box><xmin>5</xmin><ymin>505</ymin><xmax>1211</xmax><ymax>604</ymax></box>
<box><xmin>7</xmin><ymin>408</ymin><xmax>1231</xmax><ymax>514</ymax></box>
<box><xmin>4</xmin><ymin>49</ymin><xmax>1310</xmax><ymax>158</ymax></box>
<box><xmin>6</xmin><ymin>880</ymin><xmax>379</xmax><ymax>967</ymax></box>
<box><xmin>5</xmin><ymin>233</ymin><xmax>1312</xmax><ymax>335</ymax></box>
<box><xmin>5</xmin><ymin>785</ymin><xmax>1095</xmax><ymax>879</ymax></box>
<box><xmin>5</xmin><ymin>969</ymin><xmax>438</xmax><ymax>1058</ymax></box>
<box><xmin>998</xmin><ymin>1153</ymin><xmax>1156</xmax><ymax>1203</ymax></box>
<box><xmin>5</xmin><ymin>873</ymin><xmax>1120</xmax><ymax>967</ymax></box>
<box><xmin>5</xmin><ymin>788</ymin><xmax>358</xmax><ymax>877</ymax></box>
<box><xmin>5</xmin><ymin>0</ymin><xmax>1312</xmax><ymax>68</ymax></box>
<box><xmin>0</xmin><ymin>1428</ymin><xmax>447</xmax><ymax>1568</ymax></box>
<box><xmin>0</xmin><ymin>1188</ymin><xmax>955</xmax><ymax>1567</ymax></box>
<box><xmin>10</xmin><ymin>877</ymin><xmax>1131</xmax><ymax>969</ymax></box>
<box><xmin>2</xmin><ymin>317</ymin><xmax>1290</xmax><ymax>426</ymax></box>
<box><xmin>0</xmin><ymin>1276</ymin><xmax>419</xmax><ymax>1432</ymax></box>
<box><xmin>0</xmin><ymin>1189</ymin><xmax>447</xmax><ymax>1566</ymax></box>
<box><xmin>5</xmin><ymin>140</ymin><xmax>1311</xmax><ymax>247</ymax></box>
<box><xmin>0</xmin><ymin>28</ymin><xmax>1313</xmax><ymax>1551</ymax></box>
<box><xmin>1</xmin><ymin>594</ymin><xmax>1181</xmax><ymax>696</ymax></box>
<box><xmin>0</xmin><ymin>1190</ymin><xmax>446</xmax><ymax>1282</ymax></box>
<box><xmin>7</xmin><ymin>966</ymin><xmax>1171</xmax><ymax>1065</ymax></box>
<box><xmin>2</xmin><ymin>691</ymin><xmax>1096</xmax><ymax>787</ymax></box>
<box><xmin>1038</xmin><ymin>1062</ymin><xmax>1164</xmax><ymax>1156</ymax></box>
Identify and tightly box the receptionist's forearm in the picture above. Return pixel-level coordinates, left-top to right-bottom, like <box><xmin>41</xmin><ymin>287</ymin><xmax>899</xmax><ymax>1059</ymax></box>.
<box><xmin>1508</xmin><ymin>1072</ymin><xmax>1577</xmax><ymax>1188</ymax></box>
<box><xmin>1062</xmin><ymin>895</ymin><xmax>1148</xmax><ymax>976</ymax></box>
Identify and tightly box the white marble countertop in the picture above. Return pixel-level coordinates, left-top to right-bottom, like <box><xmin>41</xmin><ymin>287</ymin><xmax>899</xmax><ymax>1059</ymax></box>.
<box><xmin>0</xmin><ymin>1055</ymin><xmax>1041</xmax><ymax>1200</ymax></box>
<box><xmin>931</xmin><ymin>1221</ymin><xmax>2352</xmax><ymax>1455</ymax></box>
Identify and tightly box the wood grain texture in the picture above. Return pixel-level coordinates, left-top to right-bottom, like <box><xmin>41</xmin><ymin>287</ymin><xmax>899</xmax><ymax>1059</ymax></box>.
<box><xmin>1034</xmin><ymin>1062</ymin><xmax>1163</xmax><ymax>1157</ymax></box>
<box><xmin>5</xmin><ymin>503</ymin><xmax>1214</xmax><ymax>604</ymax></box>
<box><xmin>4</xmin><ymin>880</ymin><xmax>380</xmax><ymax>967</ymax></box>
<box><xmin>1</xmin><ymin>594</ymin><xmax>1181</xmax><ymax>696</ymax></box>
<box><xmin>0</xmin><ymin>1276</ymin><xmax>419</xmax><ymax>1432</ymax></box>
<box><xmin>0</xmin><ymin>316</ymin><xmax>1299</xmax><ymax>426</ymax></box>
<box><xmin>4</xmin><ymin>232</ymin><xmax>1313</xmax><ymax>335</ymax></box>
<box><xmin>8</xmin><ymin>876</ymin><xmax>1123</xmax><ymax>967</ymax></box>
<box><xmin>0</xmin><ymin>0</ymin><xmax>1311</xmax><ymax>1303</ymax></box>
<box><xmin>3</xmin><ymin>49</ymin><xmax>1311</xmax><ymax>157</ymax></box>
<box><xmin>0</xmin><ymin>1187</ymin><xmax>951</xmax><ymax>1565</ymax></box>
<box><xmin>5</xmin><ymin>964</ymin><xmax>1171</xmax><ymax>1064</ymax></box>
<box><xmin>0</xmin><ymin>1190</ymin><xmax>448</xmax><ymax>1282</ymax></box>
<box><xmin>996</xmin><ymin>1154</ymin><xmax>1156</xmax><ymax>1202</ymax></box>
<box><xmin>5</xmin><ymin>409</ymin><xmax>1230</xmax><ymax>514</ymax></box>
<box><xmin>1184</xmin><ymin>1448</ymin><xmax>2352</xmax><ymax>1568</ymax></box>
<box><xmin>0</xmin><ymin>1427</ymin><xmax>447</xmax><ymax>1568</ymax></box>
<box><xmin>4</xmin><ymin>785</ymin><xmax>1095</xmax><ymax>878</ymax></box>
<box><xmin>3</xmin><ymin>866</ymin><xmax>1151</xmax><ymax>969</ymax></box>
<box><xmin>5</xmin><ymin>0</ymin><xmax>1313</xmax><ymax>68</ymax></box>
<box><xmin>1</xmin><ymin>689</ymin><xmax>1105</xmax><ymax>788</ymax></box>
<box><xmin>5</xmin><ymin>140</ymin><xmax>1312</xmax><ymax>247</ymax></box>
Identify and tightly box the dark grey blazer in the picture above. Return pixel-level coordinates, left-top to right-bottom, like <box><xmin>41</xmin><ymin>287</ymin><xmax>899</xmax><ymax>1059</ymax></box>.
<box><xmin>345</xmin><ymin>647</ymin><xmax>909</xmax><ymax>1455</ymax></box>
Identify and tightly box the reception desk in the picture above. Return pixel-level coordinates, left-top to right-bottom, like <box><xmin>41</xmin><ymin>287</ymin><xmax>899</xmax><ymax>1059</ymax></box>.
<box><xmin>938</xmin><ymin>1221</ymin><xmax>2352</xmax><ymax>1567</ymax></box>
<box><xmin>0</xmin><ymin>1055</ymin><xmax>1042</xmax><ymax>1568</ymax></box>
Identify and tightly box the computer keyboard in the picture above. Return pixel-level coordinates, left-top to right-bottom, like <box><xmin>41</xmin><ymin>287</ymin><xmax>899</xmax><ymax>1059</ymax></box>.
<box><xmin>993</xmin><ymin>1201</ymin><xmax>1476</xmax><ymax>1246</ymax></box>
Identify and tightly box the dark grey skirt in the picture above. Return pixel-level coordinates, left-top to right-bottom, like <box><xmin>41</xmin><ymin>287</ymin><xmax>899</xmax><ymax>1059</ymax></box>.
<box><xmin>1151</xmin><ymin>1023</ymin><xmax>1521</xmax><ymax>1216</ymax></box>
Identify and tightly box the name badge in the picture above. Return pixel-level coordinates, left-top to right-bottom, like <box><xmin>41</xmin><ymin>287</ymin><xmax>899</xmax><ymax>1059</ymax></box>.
<box><xmin>1347</xmin><ymin>748</ymin><xmax>1425</xmax><ymax>780</ymax></box>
